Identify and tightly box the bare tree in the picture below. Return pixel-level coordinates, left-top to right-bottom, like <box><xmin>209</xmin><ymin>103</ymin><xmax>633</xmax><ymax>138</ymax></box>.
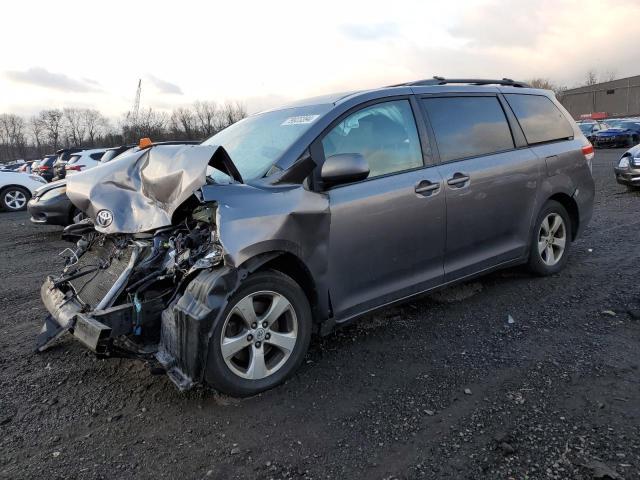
<box><xmin>63</xmin><ymin>108</ymin><xmax>88</xmax><ymax>147</ymax></box>
<box><xmin>39</xmin><ymin>109</ymin><xmax>64</xmax><ymax>151</ymax></box>
<box><xmin>603</xmin><ymin>69</ymin><xmax>617</xmax><ymax>83</ymax></box>
<box><xmin>528</xmin><ymin>78</ymin><xmax>555</xmax><ymax>90</ymax></box>
<box><xmin>0</xmin><ymin>114</ymin><xmax>27</xmax><ymax>160</ymax></box>
<box><xmin>585</xmin><ymin>69</ymin><xmax>598</xmax><ymax>86</ymax></box>
<box><xmin>83</xmin><ymin>109</ymin><xmax>109</xmax><ymax>146</ymax></box>
<box><xmin>134</xmin><ymin>108</ymin><xmax>169</xmax><ymax>141</ymax></box>
<box><xmin>0</xmin><ymin>97</ymin><xmax>246</xmax><ymax>161</ymax></box>
<box><xmin>220</xmin><ymin>101</ymin><xmax>247</xmax><ymax>130</ymax></box>
<box><xmin>194</xmin><ymin>101</ymin><xmax>219</xmax><ymax>137</ymax></box>
<box><xmin>170</xmin><ymin>107</ymin><xmax>198</xmax><ymax>139</ymax></box>
<box><xmin>29</xmin><ymin>116</ymin><xmax>45</xmax><ymax>156</ymax></box>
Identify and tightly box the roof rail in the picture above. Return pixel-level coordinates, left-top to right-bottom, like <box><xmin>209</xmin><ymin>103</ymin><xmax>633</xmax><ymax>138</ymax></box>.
<box><xmin>389</xmin><ymin>76</ymin><xmax>531</xmax><ymax>88</ymax></box>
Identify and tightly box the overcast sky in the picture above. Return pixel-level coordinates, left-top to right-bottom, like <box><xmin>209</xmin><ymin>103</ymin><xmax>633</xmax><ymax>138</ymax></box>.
<box><xmin>2</xmin><ymin>0</ymin><xmax>638</xmax><ymax>118</ymax></box>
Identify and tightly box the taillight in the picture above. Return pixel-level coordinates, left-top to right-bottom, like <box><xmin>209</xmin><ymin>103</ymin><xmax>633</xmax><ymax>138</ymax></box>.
<box><xmin>582</xmin><ymin>144</ymin><xmax>594</xmax><ymax>160</ymax></box>
<box><xmin>66</xmin><ymin>165</ymin><xmax>85</xmax><ymax>171</ymax></box>
<box><xmin>39</xmin><ymin>165</ymin><xmax>50</xmax><ymax>171</ymax></box>
<box><xmin>582</xmin><ymin>144</ymin><xmax>594</xmax><ymax>173</ymax></box>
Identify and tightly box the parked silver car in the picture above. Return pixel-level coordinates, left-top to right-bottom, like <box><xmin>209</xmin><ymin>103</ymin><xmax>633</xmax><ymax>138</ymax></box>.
<box><xmin>614</xmin><ymin>143</ymin><xmax>640</xmax><ymax>189</ymax></box>
<box><xmin>37</xmin><ymin>77</ymin><xmax>595</xmax><ymax>396</ymax></box>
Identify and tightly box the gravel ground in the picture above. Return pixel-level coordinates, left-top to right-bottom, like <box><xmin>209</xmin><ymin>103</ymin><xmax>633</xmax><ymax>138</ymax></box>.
<box><xmin>1</xmin><ymin>149</ymin><xmax>639</xmax><ymax>480</ymax></box>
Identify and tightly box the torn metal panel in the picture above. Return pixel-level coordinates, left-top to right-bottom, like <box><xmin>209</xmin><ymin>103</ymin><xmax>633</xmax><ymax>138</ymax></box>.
<box><xmin>66</xmin><ymin>144</ymin><xmax>223</xmax><ymax>234</ymax></box>
<box><xmin>155</xmin><ymin>185</ymin><xmax>331</xmax><ymax>387</ymax></box>
<box><xmin>37</xmin><ymin>140</ymin><xmax>333</xmax><ymax>391</ymax></box>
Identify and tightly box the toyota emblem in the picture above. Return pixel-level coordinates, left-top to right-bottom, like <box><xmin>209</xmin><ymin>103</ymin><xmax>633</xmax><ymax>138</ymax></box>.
<box><xmin>96</xmin><ymin>209</ymin><xmax>113</xmax><ymax>227</ymax></box>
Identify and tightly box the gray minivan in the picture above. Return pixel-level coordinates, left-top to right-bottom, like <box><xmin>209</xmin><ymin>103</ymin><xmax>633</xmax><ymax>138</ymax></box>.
<box><xmin>37</xmin><ymin>77</ymin><xmax>594</xmax><ymax>396</ymax></box>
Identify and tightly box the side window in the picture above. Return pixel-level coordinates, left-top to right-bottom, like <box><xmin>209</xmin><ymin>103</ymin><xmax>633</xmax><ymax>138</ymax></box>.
<box><xmin>321</xmin><ymin>100</ymin><xmax>423</xmax><ymax>179</ymax></box>
<box><xmin>504</xmin><ymin>94</ymin><xmax>574</xmax><ymax>145</ymax></box>
<box><xmin>90</xmin><ymin>152</ymin><xmax>104</xmax><ymax>160</ymax></box>
<box><xmin>422</xmin><ymin>96</ymin><xmax>515</xmax><ymax>162</ymax></box>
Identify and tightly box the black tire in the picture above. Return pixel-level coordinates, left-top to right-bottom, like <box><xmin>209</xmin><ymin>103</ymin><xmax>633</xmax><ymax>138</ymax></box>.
<box><xmin>0</xmin><ymin>186</ymin><xmax>31</xmax><ymax>212</ymax></box>
<box><xmin>527</xmin><ymin>200</ymin><xmax>572</xmax><ymax>276</ymax></box>
<box><xmin>205</xmin><ymin>269</ymin><xmax>312</xmax><ymax>397</ymax></box>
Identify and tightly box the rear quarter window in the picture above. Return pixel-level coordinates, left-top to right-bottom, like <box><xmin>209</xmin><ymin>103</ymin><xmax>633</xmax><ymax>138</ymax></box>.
<box><xmin>90</xmin><ymin>152</ymin><xmax>104</xmax><ymax>160</ymax></box>
<box><xmin>505</xmin><ymin>94</ymin><xmax>574</xmax><ymax>145</ymax></box>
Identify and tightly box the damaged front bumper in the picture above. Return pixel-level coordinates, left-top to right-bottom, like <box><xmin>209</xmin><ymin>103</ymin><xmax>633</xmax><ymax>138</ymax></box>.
<box><xmin>36</xmin><ymin>277</ymin><xmax>147</xmax><ymax>355</ymax></box>
<box><xmin>37</xmin><ymin>277</ymin><xmax>109</xmax><ymax>353</ymax></box>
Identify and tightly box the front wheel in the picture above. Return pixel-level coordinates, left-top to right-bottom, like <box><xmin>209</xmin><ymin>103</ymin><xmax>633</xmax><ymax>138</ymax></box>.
<box><xmin>206</xmin><ymin>270</ymin><xmax>312</xmax><ymax>397</ymax></box>
<box><xmin>527</xmin><ymin>200</ymin><xmax>572</xmax><ymax>276</ymax></box>
<box><xmin>1</xmin><ymin>186</ymin><xmax>30</xmax><ymax>211</ymax></box>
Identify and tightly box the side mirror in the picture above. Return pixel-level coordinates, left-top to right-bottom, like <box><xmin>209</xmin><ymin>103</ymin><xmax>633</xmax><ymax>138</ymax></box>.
<box><xmin>320</xmin><ymin>153</ymin><xmax>369</xmax><ymax>188</ymax></box>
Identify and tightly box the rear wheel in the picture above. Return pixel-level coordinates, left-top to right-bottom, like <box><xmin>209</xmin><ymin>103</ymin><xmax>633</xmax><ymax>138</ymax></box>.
<box><xmin>1</xmin><ymin>186</ymin><xmax>30</xmax><ymax>211</ymax></box>
<box><xmin>527</xmin><ymin>200</ymin><xmax>571</xmax><ymax>276</ymax></box>
<box><xmin>206</xmin><ymin>270</ymin><xmax>312</xmax><ymax>397</ymax></box>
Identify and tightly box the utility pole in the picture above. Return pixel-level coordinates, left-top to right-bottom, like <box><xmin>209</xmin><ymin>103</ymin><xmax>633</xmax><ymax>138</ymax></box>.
<box><xmin>131</xmin><ymin>79</ymin><xmax>142</xmax><ymax>141</ymax></box>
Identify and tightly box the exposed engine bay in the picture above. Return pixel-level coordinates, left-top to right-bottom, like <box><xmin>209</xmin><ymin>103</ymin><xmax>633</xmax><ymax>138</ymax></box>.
<box><xmin>37</xmin><ymin>204</ymin><xmax>221</xmax><ymax>360</ymax></box>
<box><xmin>36</xmin><ymin>143</ymin><xmax>330</xmax><ymax>392</ymax></box>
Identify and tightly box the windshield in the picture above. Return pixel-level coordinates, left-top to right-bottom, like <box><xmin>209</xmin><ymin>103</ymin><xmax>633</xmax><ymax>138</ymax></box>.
<box><xmin>202</xmin><ymin>104</ymin><xmax>332</xmax><ymax>181</ymax></box>
<box><xmin>606</xmin><ymin>120</ymin><xmax>625</xmax><ymax>129</ymax></box>
<box><xmin>620</xmin><ymin>121</ymin><xmax>640</xmax><ymax>130</ymax></box>
<box><xmin>578</xmin><ymin>123</ymin><xmax>593</xmax><ymax>133</ymax></box>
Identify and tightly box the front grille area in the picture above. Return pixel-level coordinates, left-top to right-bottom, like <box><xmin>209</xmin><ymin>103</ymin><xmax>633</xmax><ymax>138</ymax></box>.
<box><xmin>69</xmin><ymin>239</ymin><xmax>132</xmax><ymax>308</ymax></box>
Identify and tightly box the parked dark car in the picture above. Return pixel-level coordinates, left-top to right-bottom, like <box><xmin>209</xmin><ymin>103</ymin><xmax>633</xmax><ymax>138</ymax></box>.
<box><xmin>27</xmin><ymin>180</ymin><xmax>79</xmax><ymax>225</ymax></box>
<box><xmin>577</xmin><ymin>121</ymin><xmax>608</xmax><ymax>142</ymax></box>
<box><xmin>52</xmin><ymin>148</ymin><xmax>85</xmax><ymax>180</ymax></box>
<box><xmin>592</xmin><ymin>120</ymin><xmax>640</xmax><ymax>148</ymax></box>
<box><xmin>32</xmin><ymin>154</ymin><xmax>57</xmax><ymax>182</ymax></box>
<box><xmin>613</xmin><ymin>143</ymin><xmax>640</xmax><ymax>190</ymax></box>
<box><xmin>28</xmin><ymin>142</ymin><xmax>200</xmax><ymax>226</ymax></box>
<box><xmin>36</xmin><ymin>78</ymin><xmax>595</xmax><ymax>397</ymax></box>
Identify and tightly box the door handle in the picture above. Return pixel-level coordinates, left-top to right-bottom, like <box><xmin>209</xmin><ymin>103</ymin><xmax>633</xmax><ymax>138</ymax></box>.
<box><xmin>415</xmin><ymin>181</ymin><xmax>440</xmax><ymax>195</ymax></box>
<box><xmin>447</xmin><ymin>173</ymin><xmax>470</xmax><ymax>187</ymax></box>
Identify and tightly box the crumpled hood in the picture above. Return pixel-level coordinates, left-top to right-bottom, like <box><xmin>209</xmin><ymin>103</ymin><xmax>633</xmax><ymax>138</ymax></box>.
<box><xmin>66</xmin><ymin>144</ymin><xmax>222</xmax><ymax>234</ymax></box>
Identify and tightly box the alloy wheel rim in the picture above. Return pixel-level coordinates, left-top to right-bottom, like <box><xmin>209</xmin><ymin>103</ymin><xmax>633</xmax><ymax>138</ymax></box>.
<box><xmin>220</xmin><ymin>290</ymin><xmax>298</xmax><ymax>380</ymax></box>
<box><xmin>538</xmin><ymin>213</ymin><xmax>566</xmax><ymax>266</ymax></box>
<box><xmin>5</xmin><ymin>190</ymin><xmax>26</xmax><ymax>210</ymax></box>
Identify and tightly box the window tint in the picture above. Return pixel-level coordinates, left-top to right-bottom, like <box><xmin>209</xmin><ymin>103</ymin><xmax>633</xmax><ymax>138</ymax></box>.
<box><xmin>322</xmin><ymin>100</ymin><xmax>423</xmax><ymax>179</ymax></box>
<box><xmin>422</xmin><ymin>96</ymin><xmax>514</xmax><ymax>162</ymax></box>
<box><xmin>505</xmin><ymin>94</ymin><xmax>573</xmax><ymax>144</ymax></box>
<box><xmin>67</xmin><ymin>155</ymin><xmax>81</xmax><ymax>164</ymax></box>
<box><xmin>90</xmin><ymin>152</ymin><xmax>104</xmax><ymax>160</ymax></box>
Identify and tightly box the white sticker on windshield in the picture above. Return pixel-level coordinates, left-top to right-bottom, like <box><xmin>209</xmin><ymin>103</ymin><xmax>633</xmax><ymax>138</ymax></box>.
<box><xmin>281</xmin><ymin>115</ymin><xmax>320</xmax><ymax>126</ymax></box>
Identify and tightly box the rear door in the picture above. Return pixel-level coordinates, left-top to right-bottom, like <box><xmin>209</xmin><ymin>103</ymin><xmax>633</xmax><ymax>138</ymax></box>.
<box><xmin>420</xmin><ymin>94</ymin><xmax>542</xmax><ymax>281</ymax></box>
<box><xmin>320</xmin><ymin>98</ymin><xmax>446</xmax><ymax>320</ymax></box>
